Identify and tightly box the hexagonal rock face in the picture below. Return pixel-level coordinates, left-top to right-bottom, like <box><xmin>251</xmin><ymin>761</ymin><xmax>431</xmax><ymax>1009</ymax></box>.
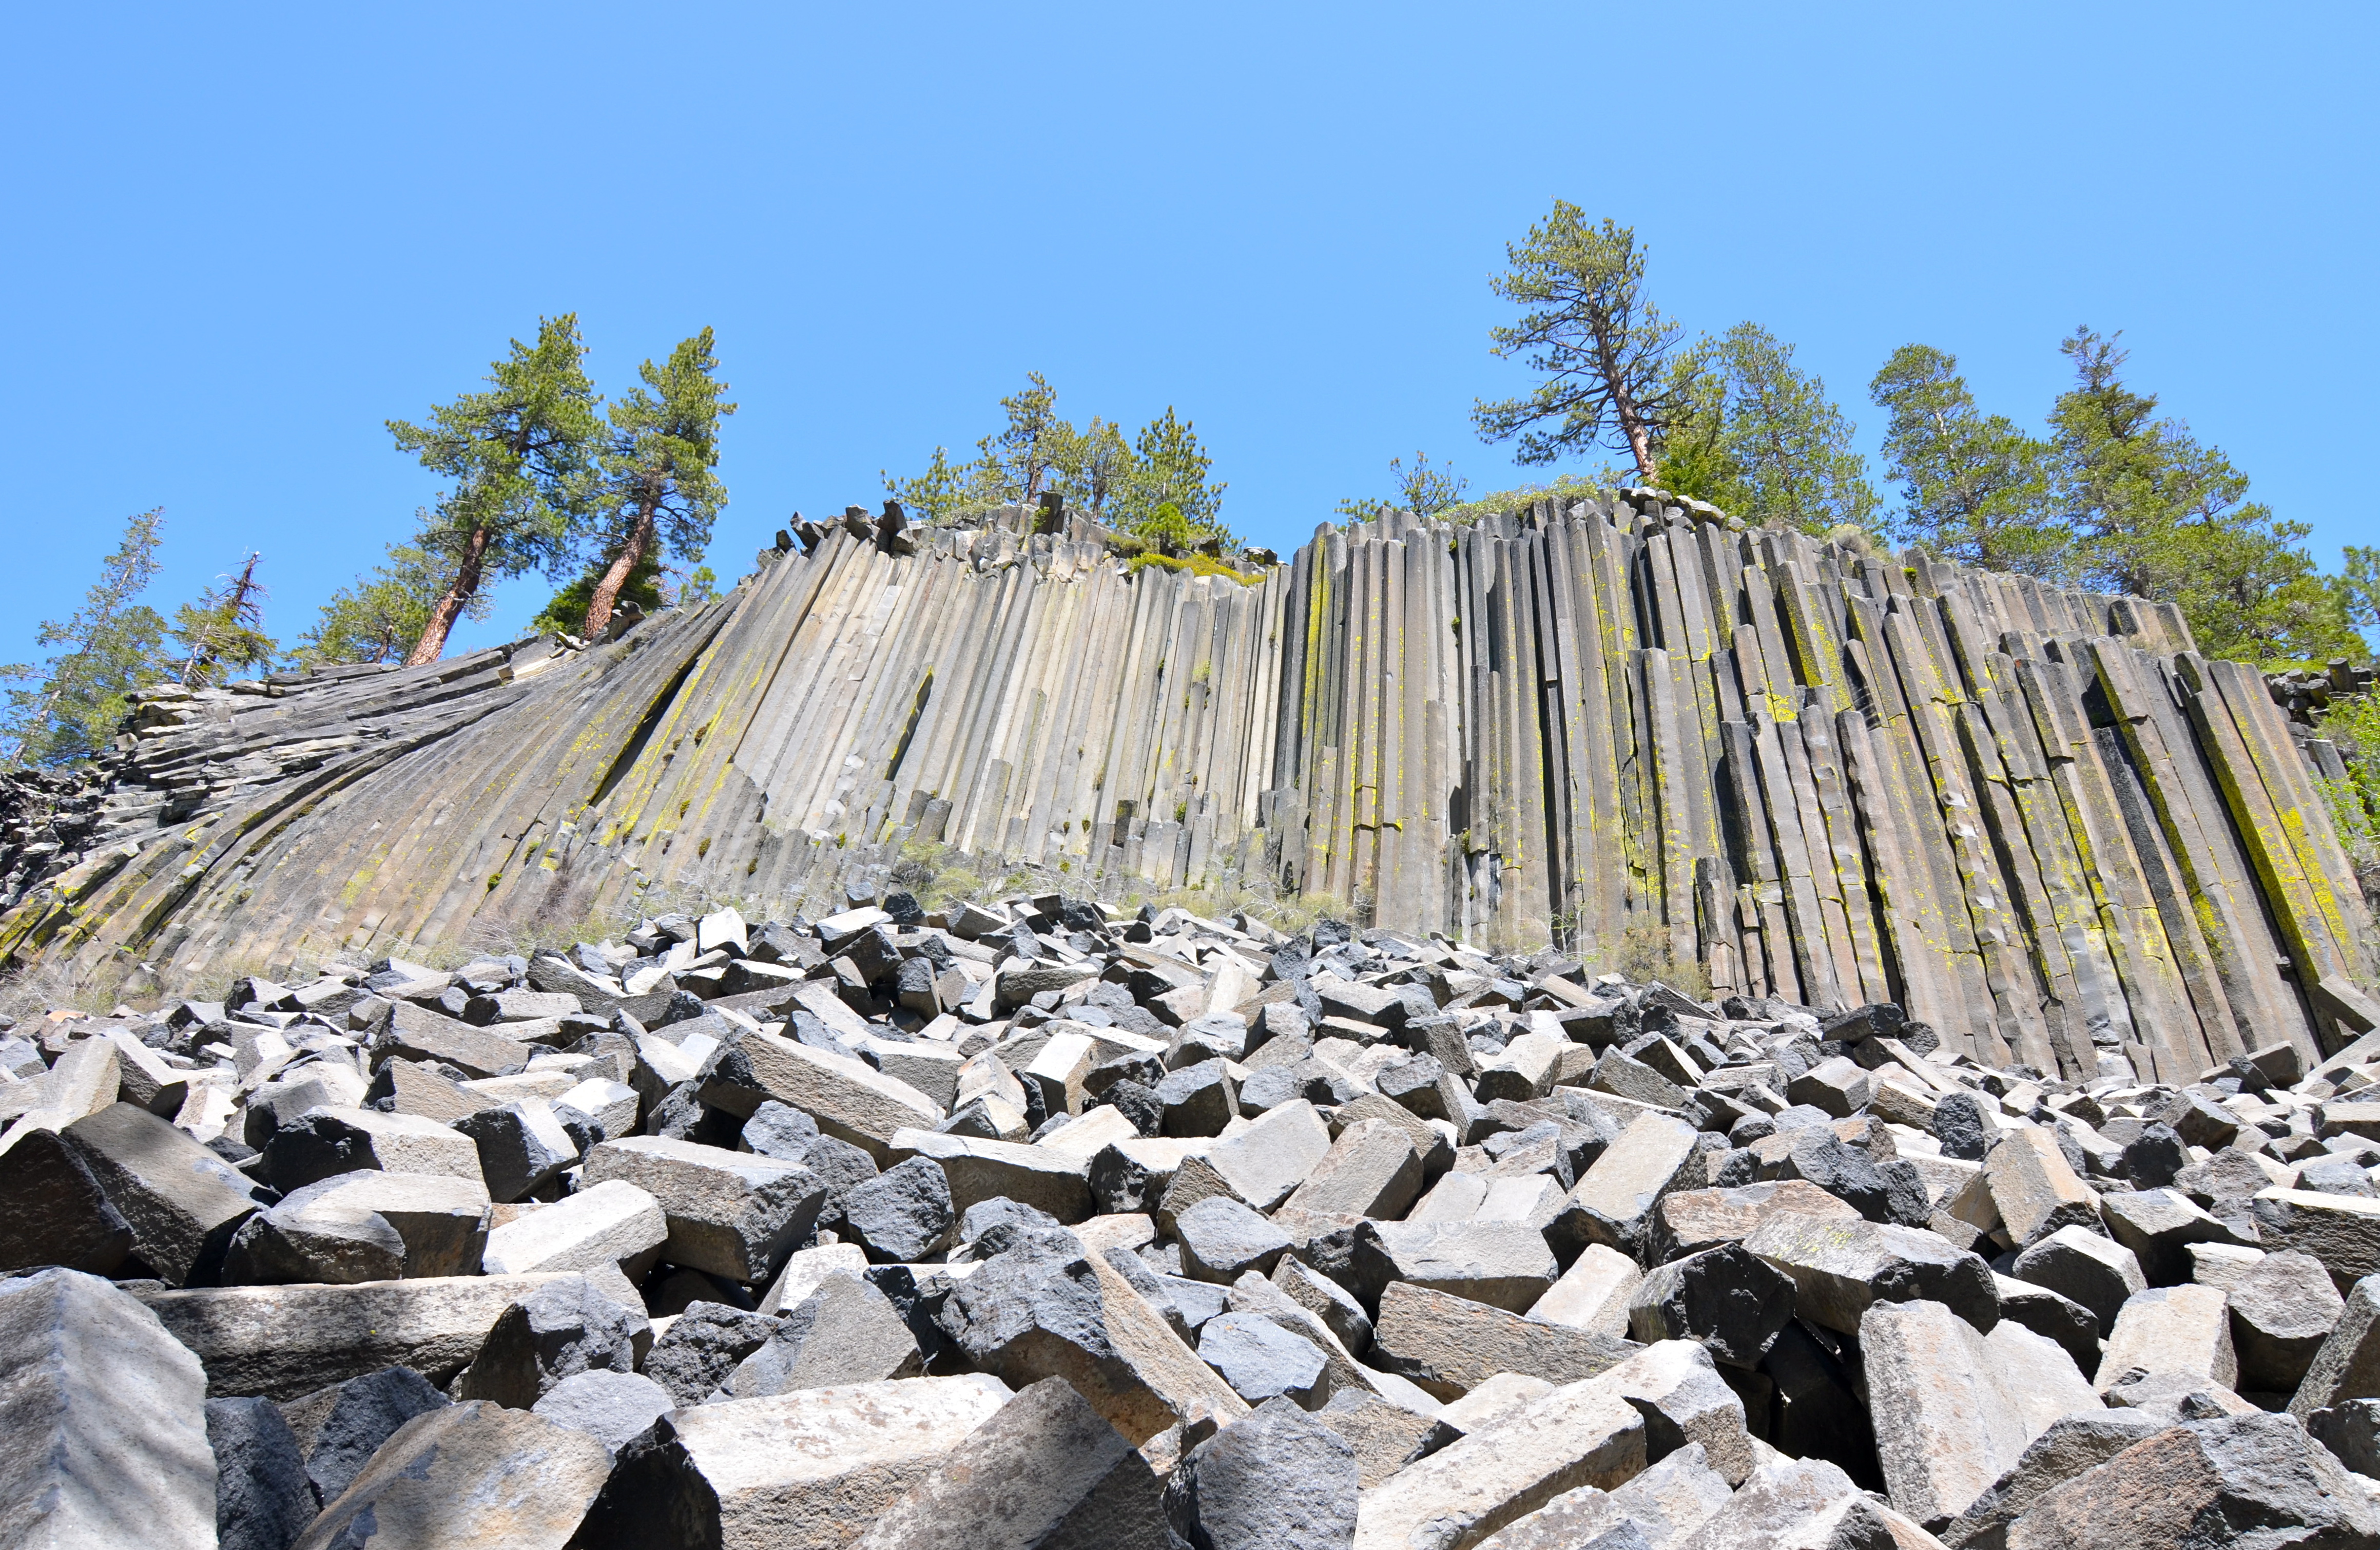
<box><xmin>1859</xmin><ymin>1297</ymin><xmax>2099</xmax><ymax>1530</ymax></box>
<box><xmin>1742</xmin><ymin>1212</ymin><xmax>1998</xmax><ymax>1335</ymax></box>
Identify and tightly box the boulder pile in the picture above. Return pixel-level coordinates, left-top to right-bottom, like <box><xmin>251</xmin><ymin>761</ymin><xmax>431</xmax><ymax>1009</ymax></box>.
<box><xmin>6</xmin><ymin>890</ymin><xmax>2380</xmax><ymax>1548</ymax></box>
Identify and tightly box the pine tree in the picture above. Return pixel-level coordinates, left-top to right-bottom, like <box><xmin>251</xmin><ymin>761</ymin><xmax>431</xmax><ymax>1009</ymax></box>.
<box><xmin>389</xmin><ymin>314</ymin><xmax>604</xmax><ymax>665</ymax></box>
<box><xmin>1048</xmin><ymin>417</ymin><xmax>1138</xmax><ymax>519</ymax></box>
<box><xmin>1473</xmin><ymin>205</ymin><xmax>1688</xmax><ymax>480</ymax></box>
<box><xmin>882</xmin><ymin>445</ymin><xmax>980</xmax><ymax>524</ymax></box>
<box><xmin>973</xmin><ymin>373</ymin><xmax>1065</xmax><ymax>504</ymax></box>
<box><xmin>1869</xmin><ymin>345</ymin><xmax>2067</xmax><ymax>576</ymax></box>
<box><xmin>1118</xmin><ymin>407</ymin><xmax>1228</xmax><ymax>539</ymax></box>
<box><xmin>2</xmin><ymin>510</ymin><xmax>170</xmax><ymax>768</ymax></box>
<box><xmin>1335</xmin><ymin>452</ymin><xmax>1470</xmax><ymax>519</ymax></box>
<box><xmin>293</xmin><ymin>522</ymin><xmax>490</xmax><ymax>667</ymax></box>
<box><xmin>168</xmin><ymin>552</ymin><xmax>276</xmax><ymax>686</ymax></box>
<box><xmin>2051</xmin><ymin>328</ymin><xmax>2358</xmax><ymax>664</ymax></box>
<box><xmin>581</xmin><ymin>329</ymin><xmax>736</xmax><ymax>639</ymax></box>
<box><xmin>1706</xmin><ymin>324</ymin><xmax>1878</xmax><ymax>534</ymax></box>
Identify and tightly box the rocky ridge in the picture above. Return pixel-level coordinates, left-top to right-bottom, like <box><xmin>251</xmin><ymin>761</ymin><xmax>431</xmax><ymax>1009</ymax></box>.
<box><xmin>8</xmin><ymin>886</ymin><xmax>2380</xmax><ymax>1546</ymax></box>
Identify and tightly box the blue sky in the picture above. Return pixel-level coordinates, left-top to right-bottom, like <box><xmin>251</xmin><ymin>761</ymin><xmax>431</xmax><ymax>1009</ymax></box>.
<box><xmin>4</xmin><ymin>3</ymin><xmax>2374</xmax><ymax>667</ymax></box>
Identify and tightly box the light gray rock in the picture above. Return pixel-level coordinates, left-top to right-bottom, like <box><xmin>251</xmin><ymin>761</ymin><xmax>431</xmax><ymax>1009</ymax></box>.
<box><xmin>2254</xmin><ymin>1187</ymin><xmax>2380</xmax><ymax>1295</ymax></box>
<box><xmin>1282</xmin><ymin>1118</ymin><xmax>1425</xmax><ymax>1221</ymax></box>
<box><xmin>2097</xmin><ymin>1284</ymin><xmax>2238</xmax><ymax>1396</ymax></box>
<box><xmin>257</xmin><ymin>1105</ymin><xmax>484</xmax><ymax>1194</ymax></box>
<box><xmin>1367</xmin><ymin>1281</ymin><xmax>1637</xmax><ymax>1402</ymax></box>
<box><xmin>292</xmin><ymin>1400</ymin><xmax>610</xmax><ymax>1550</ymax></box>
<box><xmin>888</xmin><ymin>1128</ymin><xmax>1096</xmax><ymax>1223</ymax></box>
<box><xmin>568</xmin><ymin>1375</ymin><xmax>1014</xmax><ymax>1550</ymax></box>
<box><xmin>0</xmin><ymin>1269</ymin><xmax>216</xmax><ymax>1550</ymax></box>
<box><xmin>584</xmin><ymin>1135</ymin><xmax>825</xmax><ymax>1283</ymax></box>
<box><xmin>1547</xmin><ymin>1112</ymin><xmax>1701</xmax><ymax>1255</ymax></box>
<box><xmin>1474</xmin><ymin>1442</ymin><xmax>1733</xmax><ymax>1549</ymax></box>
<box><xmin>480</xmin><ymin>1177</ymin><xmax>667</xmax><ymax>1277</ymax></box>
<box><xmin>723</xmin><ymin>1271</ymin><xmax>922</xmax><ymax>1396</ymax></box>
<box><xmin>531</xmin><ymin>1368</ymin><xmax>674</xmax><ymax>1452</ymax></box>
<box><xmin>1352</xmin><ymin>1379</ymin><xmax>1646</xmax><ymax>1550</ymax></box>
<box><xmin>1348</xmin><ymin>1219</ymin><xmax>1557</xmax><ymax>1315</ymax></box>
<box><xmin>1942</xmin><ymin>1409</ymin><xmax>2169</xmax><ymax>1550</ymax></box>
<box><xmin>1861</xmin><ymin>1295</ymin><xmax>2101</xmax><ymax>1530</ymax></box>
<box><xmin>2292</xmin><ymin>1273</ymin><xmax>2380</xmax><ymax>1421</ymax></box>
<box><xmin>850</xmin><ymin>1375</ymin><xmax>1168</xmax><ymax>1550</ymax></box>
<box><xmin>1176</xmin><ymin>1196</ymin><xmax>1293</xmax><ymax>1285</ymax></box>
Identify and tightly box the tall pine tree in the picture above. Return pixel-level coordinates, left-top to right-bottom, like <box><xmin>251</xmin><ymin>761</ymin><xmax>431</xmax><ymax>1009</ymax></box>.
<box><xmin>1869</xmin><ymin>345</ymin><xmax>2067</xmax><ymax>576</ymax></box>
<box><xmin>389</xmin><ymin>314</ymin><xmax>604</xmax><ymax>664</ymax></box>
<box><xmin>3</xmin><ymin>510</ymin><xmax>169</xmax><ymax>768</ymax></box>
<box><xmin>581</xmin><ymin>329</ymin><xmax>735</xmax><ymax>639</ymax></box>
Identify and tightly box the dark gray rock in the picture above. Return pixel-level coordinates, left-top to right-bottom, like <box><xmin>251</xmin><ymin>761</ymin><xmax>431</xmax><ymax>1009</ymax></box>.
<box><xmin>2011</xmin><ymin>1224</ymin><xmax>2146</xmax><ymax>1332</ymax></box>
<box><xmin>453</xmin><ymin>1275</ymin><xmax>646</xmax><ymax>1408</ymax></box>
<box><xmin>1993</xmin><ymin>1276</ymin><xmax>2103</xmax><ymax>1377</ymax></box>
<box><xmin>1165</xmin><ymin>1395</ymin><xmax>1360</xmax><ymax>1550</ymax></box>
<box><xmin>641</xmin><ymin>1300</ymin><xmax>781</xmax><ymax>1406</ymax></box>
<box><xmin>1932</xmin><ymin>1092</ymin><xmax>1992</xmax><ymax>1161</ymax></box>
<box><xmin>61</xmin><ymin>1101</ymin><xmax>259</xmax><ymax>1286</ymax></box>
<box><xmin>2300</xmin><ymin>1155</ymin><xmax>2380</xmax><ymax>1200</ymax></box>
<box><xmin>739</xmin><ymin>1098</ymin><xmax>820</xmax><ymax>1158</ymax></box>
<box><xmin>1627</xmin><ymin>1243</ymin><xmax>1796</xmax><ymax>1369</ymax></box>
<box><xmin>2120</xmin><ymin>1122</ymin><xmax>2186</xmax><ymax>1187</ymax></box>
<box><xmin>1942</xmin><ymin>1409</ymin><xmax>2168</xmax><ymax>1548</ymax></box>
<box><xmin>1159</xmin><ymin>1060</ymin><xmax>1240</xmax><ymax>1138</ymax></box>
<box><xmin>2306</xmin><ymin>1398</ymin><xmax>2380</xmax><ymax>1482</ymax></box>
<box><xmin>0</xmin><ymin>1126</ymin><xmax>132</xmax><ymax>1276</ymax></box>
<box><xmin>840</xmin><ymin>1156</ymin><xmax>956</xmax><ymax>1262</ymax></box>
<box><xmin>207</xmin><ymin>1395</ymin><xmax>317</xmax><ymax>1550</ymax></box>
<box><xmin>1999</xmin><ymin>1410</ymin><xmax>2380</xmax><ymax>1547</ymax></box>
<box><xmin>278</xmin><ymin>1364</ymin><xmax>450</xmax><ymax>1507</ymax></box>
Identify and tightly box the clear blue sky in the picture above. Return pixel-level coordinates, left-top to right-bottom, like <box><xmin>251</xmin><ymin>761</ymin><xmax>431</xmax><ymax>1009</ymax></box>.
<box><xmin>5</xmin><ymin>3</ymin><xmax>2374</xmax><ymax>667</ymax></box>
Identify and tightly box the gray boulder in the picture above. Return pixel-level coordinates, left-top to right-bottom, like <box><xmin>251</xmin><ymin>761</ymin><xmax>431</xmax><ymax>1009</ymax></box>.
<box><xmin>206</xmin><ymin>1395</ymin><xmax>318</xmax><ymax>1550</ymax></box>
<box><xmin>1165</xmin><ymin>1395</ymin><xmax>1360</xmax><ymax>1550</ymax></box>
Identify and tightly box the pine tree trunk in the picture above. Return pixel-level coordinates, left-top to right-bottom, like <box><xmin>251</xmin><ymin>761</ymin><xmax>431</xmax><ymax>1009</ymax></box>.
<box><xmin>582</xmin><ymin>505</ymin><xmax>656</xmax><ymax>640</ymax></box>
<box><xmin>405</xmin><ymin>524</ymin><xmax>491</xmax><ymax>667</ymax></box>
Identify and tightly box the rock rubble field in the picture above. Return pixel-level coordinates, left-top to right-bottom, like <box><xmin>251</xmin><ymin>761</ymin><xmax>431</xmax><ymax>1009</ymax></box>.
<box><xmin>7</xmin><ymin>890</ymin><xmax>2380</xmax><ymax>1547</ymax></box>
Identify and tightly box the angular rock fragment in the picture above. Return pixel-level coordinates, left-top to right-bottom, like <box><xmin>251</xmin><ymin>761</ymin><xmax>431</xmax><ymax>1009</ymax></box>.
<box><xmin>1169</xmin><ymin>1395</ymin><xmax>1361</xmax><ymax>1550</ymax></box>
<box><xmin>840</xmin><ymin>1155</ymin><xmax>956</xmax><ymax>1262</ymax></box>
<box><xmin>2097</xmin><ymin>1284</ymin><xmax>2238</xmax><ymax>1395</ymax></box>
<box><xmin>207</xmin><ymin>1394</ymin><xmax>316</xmax><ymax>1550</ymax></box>
<box><xmin>2227</xmin><ymin>1249</ymin><xmax>2345</xmax><ymax>1394</ymax></box>
<box><xmin>643</xmin><ymin>1300</ymin><xmax>782</xmax><ymax>1406</ymax></box>
<box><xmin>1627</xmin><ymin>1243</ymin><xmax>1796</xmax><ymax>1369</ymax></box>
<box><xmin>452</xmin><ymin>1097</ymin><xmax>579</xmax><ymax>1201</ymax></box>
<box><xmin>2291</xmin><ymin>1273</ymin><xmax>2380</xmax><ymax>1420</ymax></box>
<box><xmin>1940</xmin><ymin>1409</ymin><xmax>2168</xmax><ymax>1549</ymax></box>
<box><xmin>2101</xmin><ymin>1185</ymin><xmax>2243</xmax><ymax>1286</ymax></box>
<box><xmin>454</xmin><ymin>1272</ymin><xmax>648</xmax><ymax>1407</ymax></box>
<box><xmin>1998</xmin><ymin>1411</ymin><xmax>2380</xmax><ymax>1549</ymax></box>
<box><xmin>1547</xmin><ymin>1112</ymin><xmax>1700</xmax><ymax>1255</ymax></box>
<box><xmin>1471</xmin><ymin>1441</ymin><xmax>1732</xmax><ymax>1549</ymax></box>
<box><xmin>0</xmin><ymin>1125</ymin><xmax>132</xmax><ymax>1275</ymax></box>
<box><xmin>723</xmin><ymin>1271</ymin><xmax>922</xmax><ymax>1396</ymax></box>
<box><xmin>225</xmin><ymin>1169</ymin><xmax>491</xmax><ymax>1284</ymax></box>
<box><xmin>2009</xmin><ymin>1222</ymin><xmax>2144</xmax><ymax>1331</ymax></box>
<box><xmin>61</xmin><ymin>1100</ymin><xmax>258</xmax><ymax>1285</ymax></box>
<box><xmin>570</xmin><ymin>1374</ymin><xmax>1014</xmax><ymax>1550</ymax></box>
<box><xmin>0</xmin><ymin>1270</ymin><xmax>216</xmax><ymax>1550</ymax></box>
<box><xmin>890</xmin><ymin>1127</ymin><xmax>1095</xmax><ymax>1222</ymax></box>
<box><xmin>1861</xmin><ymin>1297</ymin><xmax>2099</xmax><ymax>1530</ymax></box>
<box><xmin>1985</xmin><ymin>1126</ymin><xmax>2101</xmax><ymax>1249</ymax></box>
<box><xmin>936</xmin><ymin>1227</ymin><xmax>1249</xmax><ymax>1444</ymax></box>
<box><xmin>851</xmin><ymin>1375</ymin><xmax>1167</xmax><ymax>1549</ymax></box>
<box><xmin>1367</xmin><ymin>1280</ymin><xmax>1635</xmax><ymax>1400</ymax></box>
<box><xmin>1281</xmin><ymin>1118</ymin><xmax>1424</xmax><ymax>1221</ymax></box>
<box><xmin>1352</xmin><ymin>1379</ymin><xmax>1645</xmax><ymax>1550</ymax></box>
<box><xmin>258</xmin><ymin>1105</ymin><xmax>483</xmax><ymax>1194</ymax></box>
<box><xmin>1348</xmin><ymin>1218</ymin><xmax>1557</xmax><ymax>1315</ymax></box>
<box><xmin>480</xmin><ymin>1177</ymin><xmax>667</xmax><ymax>1276</ymax></box>
<box><xmin>2252</xmin><ymin>1186</ymin><xmax>2380</xmax><ymax>1292</ymax></box>
<box><xmin>699</xmin><ymin>1028</ymin><xmax>945</xmax><ymax>1160</ymax></box>
<box><xmin>1198</xmin><ymin>1311</ymin><xmax>1332</xmax><ymax>1408</ymax></box>
<box><xmin>1175</xmin><ymin>1195</ymin><xmax>1293</xmax><ymax>1284</ymax></box>
<box><xmin>1743</xmin><ymin>1212</ymin><xmax>1998</xmax><ymax>1335</ymax></box>
<box><xmin>292</xmin><ymin>1400</ymin><xmax>610</xmax><ymax>1550</ymax></box>
<box><xmin>278</xmin><ymin>1364</ymin><xmax>450</xmax><ymax>1507</ymax></box>
<box><xmin>584</xmin><ymin>1135</ymin><xmax>825</xmax><ymax>1283</ymax></box>
<box><xmin>531</xmin><ymin>1368</ymin><xmax>674</xmax><ymax>1452</ymax></box>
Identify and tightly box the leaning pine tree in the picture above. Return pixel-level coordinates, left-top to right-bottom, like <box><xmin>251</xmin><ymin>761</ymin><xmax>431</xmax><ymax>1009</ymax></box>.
<box><xmin>579</xmin><ymin>329</ymin><xmax>735</xmax><ymax>640</ymax></box>
<box><xmin>388</xmin><ymin>314</ymin><xmax>604</xmax><ymax>665</ymax></box>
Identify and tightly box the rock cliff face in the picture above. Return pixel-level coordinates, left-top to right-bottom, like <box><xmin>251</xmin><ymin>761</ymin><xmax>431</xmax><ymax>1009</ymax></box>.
<box><xmin>3</xmin><ymin>492</ymin><xmax>2371</xmax><ymax>1081</ymax></box>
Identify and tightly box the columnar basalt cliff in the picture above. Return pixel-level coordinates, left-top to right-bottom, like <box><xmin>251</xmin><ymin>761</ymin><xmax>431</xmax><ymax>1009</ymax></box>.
<box><xmin>3</xmin><ymin>492</ymin><xmax>2372</xmax><ymax>1080</ymax></box>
